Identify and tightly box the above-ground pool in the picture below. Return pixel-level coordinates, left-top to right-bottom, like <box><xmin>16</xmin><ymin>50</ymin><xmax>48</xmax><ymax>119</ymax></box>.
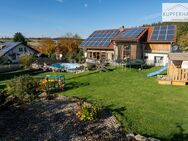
<box><xmin>51</xmin><ymin>63</ymin><xmax>81</xmax><ymax>70</ymax></box>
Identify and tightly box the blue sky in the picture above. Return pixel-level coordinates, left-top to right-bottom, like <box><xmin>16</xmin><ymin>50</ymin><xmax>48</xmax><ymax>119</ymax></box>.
<box><xmin>0</xmin><ymin>0</ymin><xmax>186</xmax><ymax>38</ymax></box>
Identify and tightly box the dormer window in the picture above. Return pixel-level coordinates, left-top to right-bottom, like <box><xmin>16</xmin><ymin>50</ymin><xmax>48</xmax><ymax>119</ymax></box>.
<box><xmin>19</xmin><ymin>48</ymin><xmax>23</xmax><ymax>52</ymax></box>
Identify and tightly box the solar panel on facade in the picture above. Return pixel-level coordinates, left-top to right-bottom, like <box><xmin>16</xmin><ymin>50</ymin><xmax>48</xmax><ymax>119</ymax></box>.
<box><xmin>80</xmin><ymin>29</ymin><xmax>119</xmax><ymax>47</ymax></box>
<box><xmin>160</xmin><ymin>26</ymin><xmax>167</xmax><ymax>30</ymax></box>
<box><xmin>160</xmin><ymin>30</ymin><xmax>166</xmax><ymax>34</ymax></box>
<box><xmin>80</xmin><ymin>42</ymin><xmax>85</xmax><ymax>46</ymax></box>
<box><xmin>115</xmin><ymin>28</ymin><xmax>145</xmax><ymax>40</ymax></box>
<box><xmin>150</xmin><ymin>25</ymin><xmax>176</xmax><ymax>41</ymax></box>
<box><xmin>158</xmin><ymin>35</ymin><xmax>166</xmax><ymax>40</ymax></box>
<box><xmin>150</xmin><ymin>36</ymin><xmax>158</xmax><ymax>40</ymax></box>
<box><xmin>167</xmin><ymin>30</ymin><xmax>175</xmax><ymax>34</ymax></box>
<box><xmin>166</xmin><ymin>35</ymin><xmax>174</xmax><ymax>40</ymax></box>
<box><xmin>154</xmin><ymin>26</ymin><xmax>160</xmax><ymax>30</ymax></box>
<box><xmin>168</xmin><ymin>25</ymin><xmax>175</xmax><ymax>30</ymax></box>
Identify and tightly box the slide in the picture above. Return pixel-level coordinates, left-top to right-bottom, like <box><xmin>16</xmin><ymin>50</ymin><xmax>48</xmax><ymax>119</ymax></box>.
<box><xmin>147</xmin><ymin>66</ymin><xmax>168</xmax><ymax>77</ymax></box>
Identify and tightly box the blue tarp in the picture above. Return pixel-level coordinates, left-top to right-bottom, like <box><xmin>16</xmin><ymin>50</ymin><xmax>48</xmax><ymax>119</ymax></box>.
<box><xmin>147</xmin><ymin>66</ymin><xmax>168</xmax><ymax>77</ymax></box>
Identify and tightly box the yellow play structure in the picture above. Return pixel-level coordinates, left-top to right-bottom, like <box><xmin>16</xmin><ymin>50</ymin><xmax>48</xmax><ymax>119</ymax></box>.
<box><xmin>158</xmin><ymin>53</ymin><xmax>188</xmax><ymax>86</ymax></box>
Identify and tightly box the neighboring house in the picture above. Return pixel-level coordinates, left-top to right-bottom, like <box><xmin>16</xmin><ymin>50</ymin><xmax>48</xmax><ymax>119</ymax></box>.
<box><xmin>0</xmin><ymin>42</ymin><xmax>38</xmax><ymax>63</ymax></box>
<box><xmin>144</xmin><ymin>25</ymin><xmax>176</xmax><ymax>66</ymax></box>
<box><xmin>55</xmin><ymin>47</ymin><xmax>63</xmax><ymax>60</ymax></box>
<box><xmin>79</xmin><ymin>25</ymin><xmax>176</xmax><ymax>66</ymax></box>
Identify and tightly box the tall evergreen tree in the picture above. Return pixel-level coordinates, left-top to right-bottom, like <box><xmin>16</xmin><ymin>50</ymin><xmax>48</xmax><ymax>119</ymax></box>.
<box><xmin>13</xmin><ymin>32</ymin><xmax>27</xmax><ymax>45</ymax></box>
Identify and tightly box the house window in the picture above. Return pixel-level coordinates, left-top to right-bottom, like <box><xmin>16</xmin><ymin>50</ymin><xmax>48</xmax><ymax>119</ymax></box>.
<box><xmin>123</xmin><ymin>45</ymin><xmax>130</xmax><ymax>59</ymax></box>
<box><xmin>97</xmin><ymin>52</ymin><xmax>100</xmax><ymax>60</ymax></box>
<box><xmin>19</xmin><ymin>48</ymin><xmax>23</xmax><ymax>52</ymax></box>
<box><xmin>101</xmin><ymin>52</ymin><xmax>106</xmax><ymax>61</ymax></box>
<box><xmin>93</xmin><ymin>52</ymin><xmax>97</xmax><ymax>59</ymax></box>
<box><xmin>88</xmin><ymin>52</ymin><xmax>92</xmax><ymax>59</ymax></box>
<box><xmin>24</xmin><ymin>47</ymin><xmax>27</xmax><ymax>52</ymax></box>
<box><xmin>111</xmin><ymin>53</ymin><xmax>114</xmax><ymax>60</ymax></box>
<box><xmin>154</xmin><ymin>56</ymin><xmax>163</xmax><ymax>64</ymax></box>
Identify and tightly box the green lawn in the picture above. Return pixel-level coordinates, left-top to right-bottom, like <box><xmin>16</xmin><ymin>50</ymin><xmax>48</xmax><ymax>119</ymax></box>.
<box><xmin>0</xmin><ymin>67</ymin><xmax>188</xmax><ymax>140</ymax></box>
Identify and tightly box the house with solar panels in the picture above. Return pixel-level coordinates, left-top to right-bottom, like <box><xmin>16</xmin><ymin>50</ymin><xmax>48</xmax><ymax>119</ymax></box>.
<box><xmin>144</xmin><ymin>25</ymin><xmax>176</xmax><ymax>66</ymax></box>
<box><xmin>80</xmin><ymin>29</ymin><xmax>120</xmax><ymax>64</ymax></box>
<box><xmin>0</xmin><ymin>42</ymin><xmax>38</xmax><ymax>63</ymax></box>
<box><xmin>79</xmin><ymin>25</ymin><xmax>176</xmax><ymax>66</ymax></box>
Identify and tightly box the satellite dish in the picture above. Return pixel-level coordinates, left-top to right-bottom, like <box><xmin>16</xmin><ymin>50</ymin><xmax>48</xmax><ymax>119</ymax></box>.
<box><xmin>172</xmin><ymin>45</ymin><xmax>179</xmax><ymax>52</ymax></box>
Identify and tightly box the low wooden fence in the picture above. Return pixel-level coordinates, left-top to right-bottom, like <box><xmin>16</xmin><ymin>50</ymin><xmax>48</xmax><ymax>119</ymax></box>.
<box><xmin>170</xmin><ymin>68</ymin><xmax>188</xmax><ymax>82</ymax></box>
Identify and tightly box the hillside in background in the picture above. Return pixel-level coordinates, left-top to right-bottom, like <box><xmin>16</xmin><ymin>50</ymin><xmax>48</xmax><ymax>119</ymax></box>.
<box><xmin>0</xmin><ymin>37</ymin><xmax>83</xmax><ymax>49</ymax></box>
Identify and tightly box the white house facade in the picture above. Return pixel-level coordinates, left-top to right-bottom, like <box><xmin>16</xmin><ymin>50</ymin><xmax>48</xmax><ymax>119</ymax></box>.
<box><xmin>0</xmin><ymin>42</ymin><xmax>38</xmax><ymax>63</ymax></box>
<box><xmin>145</xmin><ymin>53</ymin><xmax>169</xmax><ymax>66</ymax></box>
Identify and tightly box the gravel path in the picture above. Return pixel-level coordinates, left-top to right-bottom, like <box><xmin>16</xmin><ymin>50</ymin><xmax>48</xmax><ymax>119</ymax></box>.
<box><xmin>0</xmin><ymin>96</ymin><xmax>126</xmax><ymax>141</ymax></box>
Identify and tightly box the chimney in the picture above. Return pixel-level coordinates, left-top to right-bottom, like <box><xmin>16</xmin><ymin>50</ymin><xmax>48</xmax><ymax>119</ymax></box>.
<box><xmin>120</xmin><ymin>25</ymin><xmax>125</xmax><ymax>31</ymax></box>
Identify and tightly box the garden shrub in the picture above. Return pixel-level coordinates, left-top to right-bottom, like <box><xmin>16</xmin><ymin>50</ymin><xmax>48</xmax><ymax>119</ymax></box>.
<box><xmin>6</xmin><ymin>75</ymin><xmax>37</xmax><ymax>104</ymax></box>
<box><xmin>76</xmin><ymin>104</ymin><xmax>99</xmax><ymax>121</ymax></box>
<box><xmin>0</xmin><ymin>89</ymin><xmax>7</xmax><ymax>105</ymax></box>
<box><xmin>19</xmin><ymin>54</ymin><xmax>34</xmax><ymax>68</ymax></box>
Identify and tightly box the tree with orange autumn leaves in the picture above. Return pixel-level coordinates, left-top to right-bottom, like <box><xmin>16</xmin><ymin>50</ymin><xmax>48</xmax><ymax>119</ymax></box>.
<box><xmin>38</xmin><ymin>33</ymin><xmax>84</xmax><ymax>63</ymax></box>
<box><xmin>38</xmin><ymin>38</ymin><xmax>56</xmax><ymax>57</ymax></box>
<box><xmin>57</xmin><ymin>33</ymin><xmax>82</xmax><ymax>54</ymax></box>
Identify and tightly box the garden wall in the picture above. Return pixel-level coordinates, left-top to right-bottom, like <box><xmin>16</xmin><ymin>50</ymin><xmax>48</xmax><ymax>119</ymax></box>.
<box><xmin>0</xmin><ymin>65</ymin><xmax>22</xmax><ymax>73</ymax></box>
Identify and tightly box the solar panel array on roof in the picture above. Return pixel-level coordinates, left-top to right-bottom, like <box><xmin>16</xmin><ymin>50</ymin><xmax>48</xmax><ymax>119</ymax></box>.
<box><xmin>115</xmin><ymin>28</ymin><xmax>145</xmax><ymax>40</ymax></box>
<box><xmin>0</xmin><ymin>42</ymin><xmax>21</xmax><ymax>57</ymax></box>
<box><xmin>80</xmin><ymin>29</ymin><xmax>119</xmax><ymax>47</ymax></box>
<box><xmin>150</xmin><ymin>25</ymin><xmax>176</xmax><ymax>41</ymax></box>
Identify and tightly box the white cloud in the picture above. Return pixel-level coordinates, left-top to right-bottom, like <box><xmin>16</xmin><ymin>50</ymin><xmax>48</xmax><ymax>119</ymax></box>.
<box><xmin>56</xmin><ymin>0</ymin><xmax>63</xmax><ymax>3</ymax></box>
<box><xmin>84</xmin><ymin>3</ymin><xmax>88</xmax><ymax>8</ymax></box>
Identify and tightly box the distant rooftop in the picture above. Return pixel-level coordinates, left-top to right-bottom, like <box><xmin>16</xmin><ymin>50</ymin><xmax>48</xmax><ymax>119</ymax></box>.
<box><xmin>0</xmin><ymin>42</ymin><xmax>22</xmax><ymax>57</ymax></box>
